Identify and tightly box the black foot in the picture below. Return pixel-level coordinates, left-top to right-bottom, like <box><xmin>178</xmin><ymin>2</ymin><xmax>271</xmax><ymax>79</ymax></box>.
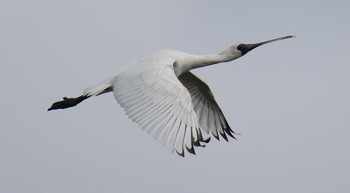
<box><xmin>48</xmin><ymin>95</ymin><xmax>89</xmax><ymax>111</ymax></box>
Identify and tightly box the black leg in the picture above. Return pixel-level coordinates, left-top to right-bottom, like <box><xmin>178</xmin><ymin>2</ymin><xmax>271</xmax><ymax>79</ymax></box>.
<box><xmin>48</xmin><ymin>95</ymin><xmax>90</xmax><ymax>111</ymax></box>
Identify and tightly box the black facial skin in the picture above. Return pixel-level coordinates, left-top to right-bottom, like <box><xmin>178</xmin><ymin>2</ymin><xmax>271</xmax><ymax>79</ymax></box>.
<box><xmin>237</xmin><ymin>43</ymin><xmax>261</xmax><ymax>56</ymax></box>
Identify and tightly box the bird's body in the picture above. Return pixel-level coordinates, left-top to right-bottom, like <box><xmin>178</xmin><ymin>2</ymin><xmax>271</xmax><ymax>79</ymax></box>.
<box><xmin>49</xmin><ymin>35</ymin><xmax>294</xmax><ymax>156</ymax></box>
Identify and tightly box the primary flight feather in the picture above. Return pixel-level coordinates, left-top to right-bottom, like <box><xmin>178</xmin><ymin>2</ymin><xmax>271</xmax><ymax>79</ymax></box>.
<box><xmin>48</xmin><ymin>35</ymin><xmax>294</xmax><ymax>157</ymax></box>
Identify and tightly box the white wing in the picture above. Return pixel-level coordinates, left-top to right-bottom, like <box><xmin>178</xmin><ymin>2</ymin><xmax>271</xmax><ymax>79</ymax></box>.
<box><xmin>113</xmin><ymin>56</ymin><xmax>209</xmax><ymax>156</ymax></box>
<box><xmin>178</xmin><ymin>72</ymin><xmax>236</xmax><ymax>141</ymax></box>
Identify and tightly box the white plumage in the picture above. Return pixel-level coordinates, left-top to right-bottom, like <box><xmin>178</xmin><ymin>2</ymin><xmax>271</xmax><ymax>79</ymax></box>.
<box><xmin>49</xmin><ymin>36</ymin><xmax>294</xmax><ymax>156</ymax></box>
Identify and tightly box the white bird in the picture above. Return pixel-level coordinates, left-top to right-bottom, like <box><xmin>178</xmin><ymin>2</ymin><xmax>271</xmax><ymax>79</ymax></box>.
<box><xmin>48</xmin><ymin>35</ymin><xmax>294</xmax><ymax>156</ymax></box>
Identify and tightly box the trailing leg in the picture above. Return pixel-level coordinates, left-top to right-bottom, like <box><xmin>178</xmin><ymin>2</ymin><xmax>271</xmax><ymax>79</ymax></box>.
<box><xmin>48</xmin><ymin>95</ymin><xmax>90</xmax><ymax>111</ymax></box>
<box><xmin>48</xmin><ymin>78</ymin><xmax>114</xmax><ymax>111</ymax></box>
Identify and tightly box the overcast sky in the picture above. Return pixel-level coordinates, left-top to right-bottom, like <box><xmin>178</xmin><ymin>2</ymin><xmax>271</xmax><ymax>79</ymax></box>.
<box><xmin>1</xmin><ymin>0</ymin><xmax>349</xmax><ymax>193</ymax></box>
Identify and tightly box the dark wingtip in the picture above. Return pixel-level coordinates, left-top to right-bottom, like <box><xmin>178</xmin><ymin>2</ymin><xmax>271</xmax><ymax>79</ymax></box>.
<box><xmin>176</xmin><ymin>150</ymin><xmax>185</xmax><ymax>157</ymax></box>
<box><xmin>223</xmin><ymin>120</ymin><xmax>237</xmax><ymax>140</ymax></box>
<box><xmin>186</xmin><ymin>145</ymin><xmax>196</xmax><ymax>155</ymax></box>
<box><xmin>226</xmin><ymin>130</ymin><xmax>236</xmax><ymax>139</ymax></box>
<box><xmin>193</xmin><ymin>139</ymin><xmax>201</xmax><ymax>147</ymax></box>
<box><xmin>213</xmin><ymin>133</ymin><xmax>220</xmax><ymax>141</ymax></box>
<box><xmin>203</xmin><ymin>136</ymin><xmax>211</xmax><ymax>143</ymax></box>
<box><xmin>220</xmin><ymin>131</ymin><xmax>229</xmax><ymax>142</ymax></box>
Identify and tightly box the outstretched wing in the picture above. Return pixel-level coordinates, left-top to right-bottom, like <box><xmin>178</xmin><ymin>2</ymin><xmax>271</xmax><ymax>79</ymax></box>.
<box><xmin>112</xmin><ymin>56</ymin><xmax>209</xmax><ymax>156</ymax></box>
<box><xmin>178</xmin><ymin>72</ymin><xmax>236</xmax><ymax>141</ymax></box>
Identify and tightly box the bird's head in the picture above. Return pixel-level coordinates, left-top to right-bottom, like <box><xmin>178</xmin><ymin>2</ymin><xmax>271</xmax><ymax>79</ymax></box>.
<box><xmin>220</xmin><ymin>35</ymin><xmax>295</xmax><ymax>60</ymax></box>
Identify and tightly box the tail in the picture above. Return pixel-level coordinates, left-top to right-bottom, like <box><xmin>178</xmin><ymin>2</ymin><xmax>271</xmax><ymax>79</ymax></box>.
<box><xmin>82</xmin><ymin>78</ymin><xmax>113</xmax><ymax>97</ymax></box>
<box><xmin>48</xmin><ymin>78</ymin><xmax>113</xmax><ymax>111</ymax></box>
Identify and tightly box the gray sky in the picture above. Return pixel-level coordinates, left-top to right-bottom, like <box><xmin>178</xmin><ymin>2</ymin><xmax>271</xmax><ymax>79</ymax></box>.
<box><xmin>1</xmin><ymin>0</ymin><xmax>349</xmax><ymax>193</ymax></box>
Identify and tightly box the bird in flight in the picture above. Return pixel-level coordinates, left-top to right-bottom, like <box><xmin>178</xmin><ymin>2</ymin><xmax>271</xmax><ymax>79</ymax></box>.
<box><xmin>48</xmin><ymin>35</ymin><xmax>294</xmax><ymax>156</ymax></box>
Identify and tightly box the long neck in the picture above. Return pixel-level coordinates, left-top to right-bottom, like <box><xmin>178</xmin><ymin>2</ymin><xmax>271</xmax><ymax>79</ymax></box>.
<box><xmin>188</xmin><ymin>53</ymin><xmax>238</xmax><ymax>70</ymax></box>
<box><xmin>174</xmin><ymin>52</ymin><xmax>240</xmax><ymax>77</ymax></box>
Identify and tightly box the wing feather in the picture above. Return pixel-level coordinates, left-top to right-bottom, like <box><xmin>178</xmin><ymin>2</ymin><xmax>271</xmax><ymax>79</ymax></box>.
<box><xmin>113</xmin><ymin>57</ymin><xmax>208</xmax><ymax>156</ymax></box>
<box><xmin>113</xmin><ymin>54</ymin><xmax>234</xmax><ymax>156</ymax></box>
<box><xmin>178</xmin><ymin>72</ymin><xmax>236</xmax><ymax>141</ymax></box>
